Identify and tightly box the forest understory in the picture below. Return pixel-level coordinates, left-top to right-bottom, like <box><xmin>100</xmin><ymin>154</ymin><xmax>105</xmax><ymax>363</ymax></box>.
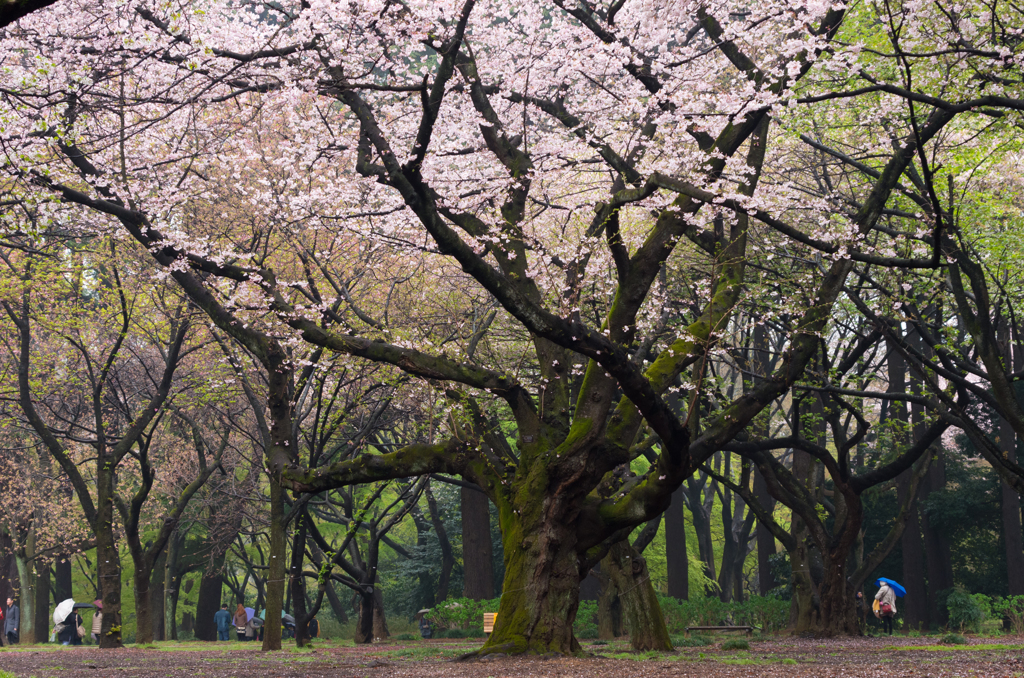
<box><xmin>1</xmin><ymin>636</ymin><xmax>1022</xmax><ymax>678</ymax></box>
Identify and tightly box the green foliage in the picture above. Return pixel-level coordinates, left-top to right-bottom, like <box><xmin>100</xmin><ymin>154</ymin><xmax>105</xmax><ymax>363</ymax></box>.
<box><xmin>940</xmin><ymin>633</ymin><xmax>968</xmax><ymax>645</ymax></box>
<box><xmin>720</xmin><ymin>639</ymin><xmax>749</xmax><ymax>651</ymax></box>
<box><xmin>671</xmin><ymin>635</ymin><xmax>710</xmax><ymax>647</ymax></box>
<box><xmin>443</xmin><ymin>628</ymin><xmax>469</xmax><ymax>638</ymax></box>
<box><xmin>575</xmin><ymin>600</ymin><xmax>598</xmax><ymax>639</ymax></box>
<box><xmin>657</xmin><ymin>594</ymin><xmax>789</xmax><ymax>634</ymax></box>
<box><xmin>992</xmin><ymin>595</ymin><xmax>1024</xmax><ymax>634</ymax></box>
<box><xmin>394</xmin><ymin>633</ymin><xmax>417</xmax><ymax>641</ymax></box>
<box><xmin>424</xmin><ymin>597</ymin><xmax>500</xmax><ymax>630</ymax></box>
<box><xmin>946</xmin><ymin>587</ymin><xmax>985</xmax><ymax>633</ymax></box>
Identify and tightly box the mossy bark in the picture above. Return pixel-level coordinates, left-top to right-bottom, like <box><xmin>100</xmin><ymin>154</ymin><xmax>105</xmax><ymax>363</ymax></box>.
<box><xmin>596</xmin><ymin>566</ymin><xmax>623</xmax><ymax>639</ymax></box>
<box><xmin>480</xmin><ymin>505</ymin><xmax>584</xmax><ymax>655</ymax></box>
<box><xmin>601</xmin><ymin>541</ymin><xmax>672</xmax><ymax>651</ymax></box>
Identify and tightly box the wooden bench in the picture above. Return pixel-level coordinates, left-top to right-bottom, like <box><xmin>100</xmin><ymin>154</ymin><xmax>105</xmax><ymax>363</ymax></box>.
<box><xmin>483</xmin><ymin>613</ymin><xmax>497</xmax><ymax>634</ymax></box>
<box><xmin>685</xmin><ymin>625</ymin><xmax>756</xmax><ymax>637</ymax></box>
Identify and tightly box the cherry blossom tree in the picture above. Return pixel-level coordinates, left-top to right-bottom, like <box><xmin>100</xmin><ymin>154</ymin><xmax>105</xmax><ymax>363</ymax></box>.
<box><xmin>2</xmin><ymin>0</ymin><xmax>1023</xmax><ymax>652</ymax></box>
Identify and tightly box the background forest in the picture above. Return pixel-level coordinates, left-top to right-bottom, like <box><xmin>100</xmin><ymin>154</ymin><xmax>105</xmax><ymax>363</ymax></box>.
<box><xmin>0</xmin><ymin>0</ymin><xmax>1022</xmax><ymax>655</ymax></box>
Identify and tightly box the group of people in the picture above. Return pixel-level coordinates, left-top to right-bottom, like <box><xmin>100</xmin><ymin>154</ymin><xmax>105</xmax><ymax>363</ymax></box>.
<box><xmin>213</xmin><ymin>603</ymin><xmax>318</xmax><ymax>642</ymax></box>
<box><xmin>213</xmin><ymin>603</ymin><xmax>264</xmax><ymax>642</ymax></box>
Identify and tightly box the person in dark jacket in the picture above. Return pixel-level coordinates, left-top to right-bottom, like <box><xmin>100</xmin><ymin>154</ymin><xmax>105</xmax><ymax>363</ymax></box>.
<box><xmin>4</xmin><ymin>597</ymin><xmax>18</xmax><ymax>644</ymax></box>
<box><xmin>214</xmin><ymin>604</ymin><xmax>232</xmax><ymax>641</ymax></box>
<box><xmin>58</xmin><ymin>611</ymin><xmax>83</xmax><ymax>645</ymax></box>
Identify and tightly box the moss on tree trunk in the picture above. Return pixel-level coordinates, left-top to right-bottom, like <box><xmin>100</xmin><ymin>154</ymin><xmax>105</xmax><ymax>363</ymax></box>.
<box><xmin>601</xmin><ymin>541</ymin><xmax>672</xmax><ymax>651</ymax></box>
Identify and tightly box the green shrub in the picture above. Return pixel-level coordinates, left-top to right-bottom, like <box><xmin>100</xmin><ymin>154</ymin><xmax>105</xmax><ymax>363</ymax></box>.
<box><xmin>589</xmin><ymin>639</ymin><xmax>609</xmax><ymax>645</ymax></box>
<box><xmin>993</xmin><ymin>595</ymin><xmax>1024</xmax><ymax>634</ymax></box>
<box><xmin>424</xmin><ymin>597</ymin><xmax>500</xmax><ymax>631</ymax></box>
<box><xmin>946</xmin><ymin>587</ymin><xmax>985</xmax><ymax>633</ymax></box>
<box><xmin>721</xmin><ymin>639</ymin><xmax>749</xmax><ymax>651</ymax></box>
<box><xmin>395</xmin><ymin>633</ymin><xmax>417</xmax><ymax>641</ymax></box>
<box><xmin>940</xmin><ymin>633</ymin><xmax>968</xmax><ymax>645</ymax></box>
<box><xmin>465</xmin><ymin>626</ymin><xmax>486</xmax><ymax>638</ymax></box>
<box><xmin>672</xmin><ymin>635</ymin><xmax>710</xmax><ymax>647</ymax></box>
<box><xmin>444</xmin><ymin>628</ymin><xmax>468</xmax><ymax>639</ymax></box>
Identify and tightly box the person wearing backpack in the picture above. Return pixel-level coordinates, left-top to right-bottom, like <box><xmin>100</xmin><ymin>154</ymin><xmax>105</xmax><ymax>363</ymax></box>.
<box><xmin>874</xmin><ymin>582</ymin><xmax>897</xmax><ymax>635</ymax></box>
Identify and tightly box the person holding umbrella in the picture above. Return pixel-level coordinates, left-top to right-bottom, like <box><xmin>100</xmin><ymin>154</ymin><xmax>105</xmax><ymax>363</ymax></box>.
<box><xmin>874</xmin><ymin>577</ymin><xmax>906</xmax><ymax>636</ymax></box>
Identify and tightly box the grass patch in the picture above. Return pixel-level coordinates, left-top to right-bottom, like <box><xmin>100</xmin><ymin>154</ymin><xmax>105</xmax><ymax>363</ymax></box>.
<box><xmin>600</xmin><ymin>650</ymin><xmax>662</xmax><ymax>660</ymax></box>
<box><xmin>721</xmin><ymin>639</ymin><xmax>750</xmax><ymax>651</ymax></box>
<box><xmin>894</xmin><ymin>643</ymin><xmax>1024</xmax><ymax>652</ymax></box>
<box><xmin>671</xmin><ymin>635</ymin><xmax>710</xmax><ymax>647</ymax></box>
<box><xmin>941</xmin><ymin>633</ymin><xmax>968</xmax><ymax>645</ymax></box>
<box><xmin>394</xmin><ymin>633</ymin><xmax>417</xmax><ymax>641</ymax></box>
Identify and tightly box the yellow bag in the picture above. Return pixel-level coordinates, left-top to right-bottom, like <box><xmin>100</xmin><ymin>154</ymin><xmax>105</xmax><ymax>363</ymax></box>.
<box><xmin>872</xmin><ymin>599</ymin><xmax>880</xmax><ymax>617</ymax></box>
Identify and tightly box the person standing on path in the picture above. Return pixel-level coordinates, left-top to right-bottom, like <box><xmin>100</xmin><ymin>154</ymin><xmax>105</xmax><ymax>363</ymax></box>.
<box><xmin>4</xmin><ymin>597</ymin><xmax>18</xmax><ymax>644</ymax></box>
<box><xmin>214</xmin><ymin>604</ymin><xmax>232</xmax><ymax>641</ymax></box>
<box><xmin>233</xmin><ymin>603</ymin><xmax>247</xmax><ymax>641</ymax></box>
<box><xmin>91</xmin><ymin>600</ymin><xmax>103</xmax><ymax>643</ymax></box>
<box><xmin>874</xmin><ymin>582</ymin><xmax>897</xmax><ymax>636</ymax></box>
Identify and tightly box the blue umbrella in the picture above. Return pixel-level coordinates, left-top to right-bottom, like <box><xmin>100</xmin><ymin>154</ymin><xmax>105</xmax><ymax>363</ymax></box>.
<box><xmin>876</xmin><ymin>577</ymin><xmax>907</xmax><ymax>597</ymax></box>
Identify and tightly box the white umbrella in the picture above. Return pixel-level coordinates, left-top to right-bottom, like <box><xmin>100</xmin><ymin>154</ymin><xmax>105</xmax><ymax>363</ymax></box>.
<box><xmin>53</xmin><ymin>598</ymin><xmax>75</xmax><ymax>625</ymax></box>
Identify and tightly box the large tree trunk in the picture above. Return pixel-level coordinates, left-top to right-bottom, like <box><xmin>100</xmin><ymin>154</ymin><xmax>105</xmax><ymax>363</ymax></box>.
<box><xmin>595</xmin><ymin>565</ymin><xmax>623</xmax><ymax>639</ymax></box>
<box><xmin>371</xmin><ymin>588</ymin><xmax>389</xmax><ymax>641</ymax></box>
<box><xmin>262</xmin><ymin>475</ymin><xmax>286</xmax><ymax>651</ymax></box>
<box><xmin>815</xmin><ymin>491</ymin><xmax>862</xmax><ymax>637</ymax></box>
<box><xmin>14</xmin><ymin>549</ymin><xmax>34</xmax><ymax>643</ymax></box>
<box><xmin>54</xmin><ymin>557</ymin><xmax>72</xmax><ymax>602</ymax></box>
<box><xmin>134</xmin><ymin>563</ymin><xmax>155</xmax><ymax>644</ymax></box>
<box><xmin>461</xmin><ymin>485</ymin><xmax>494</xmax><ymax>600</ymax></box>
<box><xmin>788</xmin><ymin>528</ymin><xmax>815</xmax><ymax>634</ymax></box>
<box><xmin>96</xmin><ymin>528</ymin><xmax>123</xmax><ymax>647</ymax></box>
<box><xmin>289</xmin><ymin>515</ymin><xmax>309</xmax><ymax>648</ymax></box>
<box><xmin>889</xmin><ymin>337</ymin><xmax>928</xmax><ymax>632</ymax></box>
<box><xmin>354</xmin><ymin>589</ymin><xmax>375</xmax><ymax>644</ymax></box>
<box><xmin>32</xmin><ymin>553</ymin><xmax>49</xmax><ymax>643</ymax></box>
<box><xmin>164</xmin><ymin>533</ymin><xmax>183</xmax><ymax>641</ymax></box>
<box><xmin>999</xmin><ymin>327</ymin><xmax>1024</xmax><ymax>596</ymax></box>
<box><xmin>664</xmin><ymin>486</ymin><xmax>688</xmax><ymax>600</ymax></box>
<box><xmin>194</xmin><ymin>559</ymin><xmax>226</xmax><ymax>642</ymax></box>
<box><xmin>150</xmin><ymin>547</ymin><xmax>166</xmax><ymax>641</ymax></box>
<box><xmin>601</xmin><ymin>541</ymin><xmax>672</xmax><ymax>651</ymax></box>
<box><xmin>788</xmin><ymin>436</ymin><xmax>817</xmax><ymax>635</ymax></box>
<box><xmin>920</xmin><ymin>457</ymin><xmax>954</xmax><ymax>623</ymax></box>
<box><xmin>1001</xmin><ymin>418</ymin><xmax>1024</xmax><ymax>596</ymax></box>
<box><xmin>482</xmin><ymin>509</ymin><xmax>583</xmax><ymax>655</ymax></box>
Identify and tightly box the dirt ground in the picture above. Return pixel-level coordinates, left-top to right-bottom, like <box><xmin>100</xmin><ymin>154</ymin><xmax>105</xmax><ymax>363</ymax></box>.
<box><xmin>0</xmin><ymin>635</ymin><xmax>1022</xmax><ymax>678</ymax></box>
